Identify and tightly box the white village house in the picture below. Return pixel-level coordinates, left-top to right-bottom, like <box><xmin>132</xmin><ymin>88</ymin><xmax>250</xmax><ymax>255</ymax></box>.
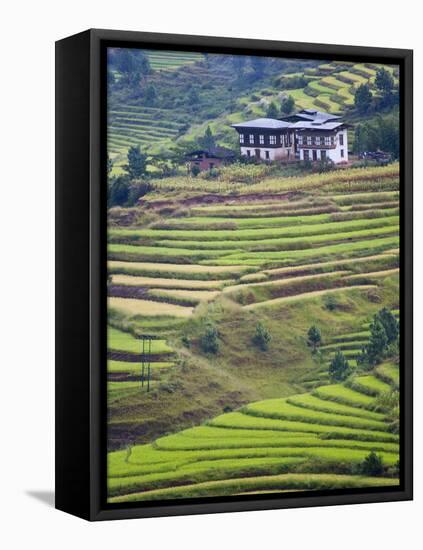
<box><xmin>231</xmin><ymin>109</ymin><xmax>350</xmax><ymax>164</ymax></box>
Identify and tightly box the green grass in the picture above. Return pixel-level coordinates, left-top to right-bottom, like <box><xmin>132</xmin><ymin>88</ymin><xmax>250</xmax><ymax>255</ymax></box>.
<box><xmin>243</xmin><ymin>399</ymin><xmax>388</xmax><ymax>431</ymax></box>
<box><xmin>108</xmin><ymin>360</ymin><xmax>175</xmax><ymax>373</ymax></box>
<box><xmin>286</xmin><ymin>394</ymin><xmax>385</xmax><ymax>421</ymax></box>
<box><xmin>153</xmin><ymin>225</ymin><xmax>398</xmax><ymax>252</ymax></box>
<box><xmin>217</xmin><ymin>236</ymin><xmax>399</xmax><ymax>265</ymax></box>
<box><xmin>108</xmin><ymin>327</ymin><xmax>173</xmax><ymax>354</ymax></box>
<box><xmin>110</xmin><ymin>216</ymin><xmax>399</xmax><ymax>243</ymax></box>
<box><xmin>209</xmin><ymin>411</ymin><xmax>396</xmax><ymax>442</ymax></box>
<box><xmin>109</xmin><ymin>473</ymin><xmax>398</xmax><ymax>502</ymax></box>
<box><xmin>313</xmin><ymin>384</ymin><xmax>376</xmax><ymax>409</ymax></box>
<box><xmin>108</xmin><ymin>243</ymin><xmax>240</xmax><ymax>260</ymax></box>
<box><xmin>348</xmin><ymin>375</ymin><xmax>392</xmax><ymax>396</ymax></box>
<box><xmin>376</xmin><ymin>363</ymin><xmax>399</xmax><ymax>388</ymax></box>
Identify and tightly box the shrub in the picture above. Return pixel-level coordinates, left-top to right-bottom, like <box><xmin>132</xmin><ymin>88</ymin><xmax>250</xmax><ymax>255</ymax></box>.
<box><xmin>127</xmin><ymin>180</ymin><xmax>153</xmax><ymax>205</ymax></box>
<box><xmin>323</xmin><ymin>294</ymin><xmax>338</xmax><ymax>311</ymax></box>
<box><xmin>359</xmin><ymin>451</ymin><xmax>384</xmax><ymax>476</ymax></box>
<box><xmin>317</xmin><ymin>157</ymin><xmax>335</xmax><ymax>173</ymax></box>
<box><xmin>181</xmin><ymin>335</ymin><xmax>191</xmax><ymax>348</ymax></box>
<box><xmin>200</xmin><ymin>322</ymin><xmax>219</xmax><ymax>354</ymax></box>
<box><xmin>191</xmin><ymin>164</ymin><xmax>201</xmax><ymax>177</ymax></box>
<box><xmin>108</xmin><ymin>175</ymin><xmax>130</xmax><ymax>207</ymax></box>
<box><xmin>252</xmin><ymin>321</ymin><xmax>271</xmax><ymax>351</ymax></box>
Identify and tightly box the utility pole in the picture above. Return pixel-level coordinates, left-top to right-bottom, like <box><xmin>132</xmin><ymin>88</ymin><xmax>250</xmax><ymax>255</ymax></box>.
<box><xmin>140</xmin><ymin>335</ymin><xmax>153</xmax><ymax>392</ymax></box>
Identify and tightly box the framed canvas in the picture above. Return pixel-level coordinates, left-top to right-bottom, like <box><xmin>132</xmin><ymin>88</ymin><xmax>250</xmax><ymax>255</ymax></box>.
<box><xmin>55</xmin><ymin>29</ymin><xmax>413</xmax><ymax>521</ymax></box>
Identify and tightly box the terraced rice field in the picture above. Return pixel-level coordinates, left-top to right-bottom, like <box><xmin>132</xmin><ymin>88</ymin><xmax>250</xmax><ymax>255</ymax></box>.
<box><xmin>144</xmin><ymin>50</ymin><xmax>202</xmax><ymax>71</ymax></box>
<box><xmin>108</xmin><ymin>105</ymin><xmax>185</xmax><ymax>158</ymax></box>
<box><xmin>107</xmin><ymin>162</ymin><xmax>400</xmax><ymax>501</ymax></box>
<box><xmin>108</xmin><ymin>369</ymin><xmax>399</xmax><ymax>502</ymax></box>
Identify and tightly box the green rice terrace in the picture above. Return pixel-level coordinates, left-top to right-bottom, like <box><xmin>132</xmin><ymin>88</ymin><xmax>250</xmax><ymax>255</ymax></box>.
<box><xmin>107</xmin><ymin>57</ymin><xmax>398</xmax><ymax>171</ymax></box>
<box><xmin>107</xmin><ymin>162</ymin><xmax>400</xmax><ymax>502</ymax></box>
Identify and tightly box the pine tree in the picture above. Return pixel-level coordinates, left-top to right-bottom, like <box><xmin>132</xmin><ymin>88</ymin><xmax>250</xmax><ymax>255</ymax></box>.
<box><xmin>366</xmin><ymin>318</ymin><xmax>388</xmax><ymax>365</ymax></box>
<box><xmin>354</xmin><ymin>83</ymin><xmax>373</xmax><ymax>114</ymax></box>
<box><xmin>252</xmin><ymin>322</ymin><xmax>271</xmax><ymax>351</ymax></box>
<box><xmin>375</xmin><ymin>68</ymin><xmax>394</xmax><ymax>96</ymax></box>
<box><xmin>145</xmin><ymin>84</ymin><xmax>157</xmax><ymax>106</ymax></box>
<box><xmin>329</xmin><ymin>351</ymin><xmax>351</xmax><ymax>382</ymax></box>
<box><xmin>266</xmin><ymin>102</ymin><xmax>279</xmax><ymax>119</ymax></box>
<box><xmin>124</xmin><ymin>145</ymin><xmax>147</xmax><ymax>180</ymax></box>
<box><xmin>199</xmin><ymin>126</ymin><xmax>216</xmax><ymax>150</ymax></box>
<box><xmin>307</xmin><ymin>326</ymin><xmax>322</xmax><ymax>353</ymax></box>
<box><xmin>200</xmin><ymin>322</ymin><xmax>219</xmax><ymax>354</ymax></box>
<box><xmin>281</xmin><ymin>95</ymin><xmax>295</xmax><ymax>115</ymax></box>
<box><xmin>376</xmin><ymin>308</ymin><xmax>399</xmax><ymax>344</ymax></box>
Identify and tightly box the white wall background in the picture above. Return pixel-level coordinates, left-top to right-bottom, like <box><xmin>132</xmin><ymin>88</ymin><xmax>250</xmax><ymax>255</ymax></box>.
<box><xmin>0</xmin><ymin>1</ymin><xmax>420</xmax><ymax>547</ymax></box>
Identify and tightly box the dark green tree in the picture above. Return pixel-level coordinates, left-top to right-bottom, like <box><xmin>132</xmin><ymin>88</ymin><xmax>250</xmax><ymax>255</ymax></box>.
<box><xmin>233</xmin><ymin>55</ymin><xmax>246</xmax><ymax>78</ymax></box>
<box><xmin>360</xmin><ymin>451</ymin><xmax>384</xmax><ymax>476</ymax></box>
<box><xmin>266</xmin><ymin>102</ymin><xmax>279</xmax><ymax>119</ymax></box>
<box><xmin>145</xmin><ymin>84</ymin><xmax>157</xmax><ymax>106</ymax></box>
<box><xmin>353</xmin><ymin>124</ymin><xmax>370</xmax><ymax>154</ymax></box>
<box><xmin>281</xmin><ymin>95</ymin><xmax>295</xmax><ymax>115</ymax></box>
<box><xmin>307</xmin><ymin>326</ymin><xmax>322</xmax><ymax>353</ymax></box>
<box><xmin>188</xmin><ymin>87</ymin><xmax>200</xmax><ymax>104</ymax></box>
<box><xmin>124</xmin><ymin>145</ymin><xmax>148</xmax><ymax>179</ymax></box>
<box><xmin>116</xmin><ymin>49</ymin><xmax>137</xmax><ymax>74</ymax></box>
<box><xmin>354</xmin><ymin>83</ymin><xmax>373</xmax><ymax>114</ymax></box>
<box><xmin>200</xmin><ymin>322</ymin><xmax>219</xmax><ymax>354</ymax></box>
<box><xmin>199</xmin><ymin>126</ymin><xmax>216</xmax><ymax>150</ymax></box>
<box><xmin>250</xmin><ymin>56</ymin><xmax>266</xmax><ymax>79</ymax></box>
<box><xmin>366</xmin><ymin>318</ymin><xmax>388</xmax><ymax>365</ymax></box>
<box><xmin>252</xmin><ymin>322</ymin><xmax>271</xmax><ymax>351</ymax></box>
<box><xmin>108</xmin><ymin>175</ymin><xmax>130</xmax><ymax>207</ymax></box>
<box><xmin>329</xmin><ymin>351</ymin><xmax>351</xmax><ymax>382</ymax></box>
<box><xmin>376</xmin><ymin>308</ymin><xmax>399</xmax><ymax>344</ymax></box>
<box><xmin>375</xmin><ymin>67</ymin><xmax>394</xmax><ymax>97</ymax></box>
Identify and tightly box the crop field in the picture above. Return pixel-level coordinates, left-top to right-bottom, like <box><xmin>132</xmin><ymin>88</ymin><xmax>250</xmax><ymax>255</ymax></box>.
<box><xmin>107</xmin><ymin>160</ymin><xmax>400</xmax><ymax>501</ymax></box>
<box><xmin>108</xmin><ymin>368</ymin><xmax>399</xmax><ymax>501</ymax></box>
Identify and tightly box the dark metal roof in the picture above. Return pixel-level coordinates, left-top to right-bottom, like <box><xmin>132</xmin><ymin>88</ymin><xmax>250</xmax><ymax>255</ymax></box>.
<box><xmin>280</xmin><ymin>109</ymin><xmax>341</xmax><ymax>123</ymax></box>
<box><xmin>231</xmin><ymin>118</ymin><xmax>291</xmax><ymax>129</ymax></box>
<box><xmin>290</xmin><ymin>121</ymin><xmax>345</xmax><ymax>130</ymax></box>
<box><xmin>186</xmin><ymin>146</ymin><xmax>236</xmax><ymax>159</ymax></box>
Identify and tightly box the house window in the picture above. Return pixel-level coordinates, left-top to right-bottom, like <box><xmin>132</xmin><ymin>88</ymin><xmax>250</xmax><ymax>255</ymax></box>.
<box><xmin>324</xmin><ymin>136</ymin><xmax>331</xmax><ymax>146</ymax></box>
<box><xmin>339</xmin><ymin>133</ymin><xmax>344</xmax><ymax>146</ymax></box>
<box><xmin>340</xmin><ymin>149</ymin><xmax>344</xmax><ymax>158</ymax></box>
<box><xmin>297</xmin><ymin>135</ymin><xmax>303</xmax><ymax>146</ymax></box>
<box><xmin>259</xmin><ymin>135</ymin><xmax>264</xmax><ymax>145</ymax></box>
<box><xmin>239</xmin><ymin>133</ymin><xmax>244</xmax><ymax>144</ymax></box>
<box><xmin>321</xmin><ymin>150</ymin><xmax>327</xmax><ymax>160</ymax></box>
<box><xmin>304</xmin><ymin>150</ymin><xmax>310</xmax><ymax>160</ymax></box>
<box><xmin>269</xmin><ymin>135</ymin><xmax>276</xmax><ymax>145</ymax></box>
<box><xmin>249</xmin><ymin>134</ymin><xmax>254</xmax><ymax>144</ymax></box>
<box><xmin>280</xmin><ymin>134</ymin><xmax>284</xmax><ymax>146</ymax></box>
<box><xmin>315</xmin><ymin>136</ymin><xmax>321</xmax><ymax>145</ymax></box>
<box><xmin>307</xmin><ymin>136</ymin><xmax>312</xmax><ymax>145</ymax></box>
<box><xmin>265</xmin><ymin>151</ymin><xmax>270</xmax><ymax>159</ymax></box>
<box><xmin>286</xmin><ymin>133</ymin><xmax>291</xmax><ymax>146</ymax></box>
<box><xmin>246</xmin><ymin>150</ymin><xmax>251</xmax><ymax>157</ymax></box>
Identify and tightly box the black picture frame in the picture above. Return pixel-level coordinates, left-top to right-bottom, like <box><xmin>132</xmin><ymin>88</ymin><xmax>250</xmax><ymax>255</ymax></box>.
<box><xmin>55</xmin><ymin>28</ymin><xmax>413</xmax><ymax>521</ymax></box>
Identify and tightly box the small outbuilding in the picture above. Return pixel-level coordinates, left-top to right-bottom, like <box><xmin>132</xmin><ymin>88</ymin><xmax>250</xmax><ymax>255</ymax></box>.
<box><xmin>185</xmin><ymin>146</ymin><xmax>236</xmax><ymax>171</ymax></box>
